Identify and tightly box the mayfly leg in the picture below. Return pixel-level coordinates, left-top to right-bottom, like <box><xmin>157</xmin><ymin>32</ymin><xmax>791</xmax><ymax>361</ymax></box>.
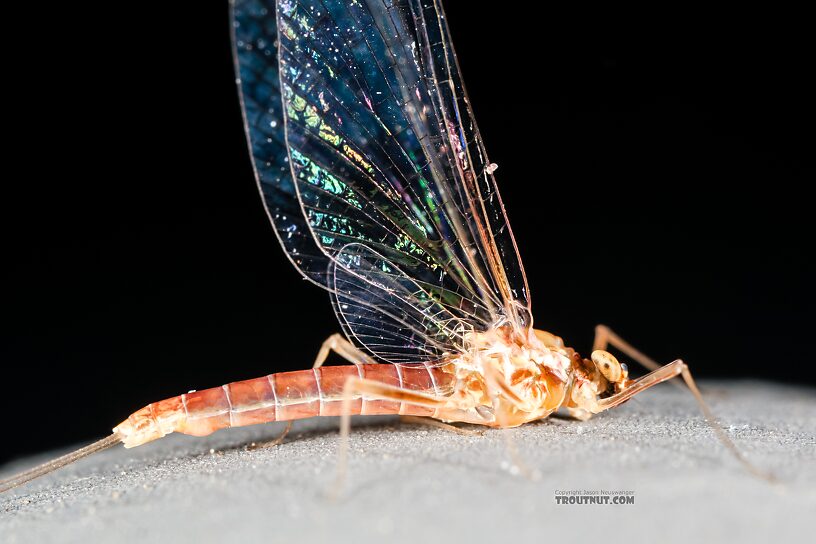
<box><xmin>594</xmin><ymin>359</ymin><xmax>775</xmax><ymax>482</ymax></box>
<box><xmin>398</xmin><ymin>416</ymin><xmax>483</xmax><ymax>436</ymax></box>
<box><xmin>331</xmin><ymin>376</ymin><xmax>455</xmax><ymax>498</ymax></box>
<box><xmin>250</xmin><ymin>334</ymin><xmax>378</xmax><ymax>450</ymax></box>
<box><xmin>592</xmin><ymin>327</ymin><xmax>774</xmax><ymax>480</ymax></box>
<box><xmin>313</xmin><ymin>333</ymin><xmax>377</xmax><ymax>368</ymax></box>
<box><xmin>593</xmin><ymin>324</ymin><xmax>664</xmax><ymax>372</ymax></box>
<box><xmin>483</xmin><ymin>365</ymin><xmax>538</xmax><ymax>479</ymax></box>
<box><xmin>593</xmin><ymin>324</ymin><xmax>686</xmax><ymax>391</ymax></box>
<box><xmin>596</xmin><ymin>360</ymin><xmax>688</xmax><ymax>410</ymax></box>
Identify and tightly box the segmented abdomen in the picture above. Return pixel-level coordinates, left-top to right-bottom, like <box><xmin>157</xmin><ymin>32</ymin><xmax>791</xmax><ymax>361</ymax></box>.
<box><xmin>114</xmin><ymin>364</ymin><xmax>454</xmax><ymax>447</ymax></box>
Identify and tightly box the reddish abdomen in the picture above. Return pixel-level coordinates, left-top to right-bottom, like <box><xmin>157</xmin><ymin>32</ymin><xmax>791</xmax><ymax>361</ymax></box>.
<box><xmin>114</xmin><ymin>364</ymin><xmax>454</xmax><ymax>447</ymax></box>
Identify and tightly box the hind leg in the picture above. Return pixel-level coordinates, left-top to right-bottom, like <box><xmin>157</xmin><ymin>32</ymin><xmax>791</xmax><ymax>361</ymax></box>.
<box><xmin>330</xmin><ymin>377</ymin><xmax>463</xmax><ymax>498</ymax></box>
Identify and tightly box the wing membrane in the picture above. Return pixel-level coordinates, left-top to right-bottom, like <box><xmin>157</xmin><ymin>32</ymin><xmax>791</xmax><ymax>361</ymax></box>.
<box><xmin>232</xmin><ymin>0</ymin><xmax>531</xmax><ymax>362</ymax></box>
<box><xmin>332</xmin><ymin>243</ymin><xmax>470</xmax><ymax>364</ymax></box>
<box><xmin>410</xmin><ymin>0</ymin><xmax>531</xmax><ymax>327</ymax></box>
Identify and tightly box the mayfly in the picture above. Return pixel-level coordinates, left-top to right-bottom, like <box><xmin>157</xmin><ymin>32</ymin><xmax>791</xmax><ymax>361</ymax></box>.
<box><xmin>1</xmin><ymin>0</ymin><xmax>768</xmax><ymax>493</ymax></box>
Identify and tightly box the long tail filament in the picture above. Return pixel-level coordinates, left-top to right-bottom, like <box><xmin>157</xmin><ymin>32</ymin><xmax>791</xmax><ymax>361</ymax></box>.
<box><xmin>0</xmin><ymin>434</ymin><xmax>122</xmax><ymax>493</ymax></box>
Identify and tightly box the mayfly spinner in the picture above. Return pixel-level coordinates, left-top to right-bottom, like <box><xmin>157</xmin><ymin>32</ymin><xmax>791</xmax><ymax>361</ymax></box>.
<box><xmin>1</xmin><ymin>0</ymin><xmax>769</xmax><ymax>493</ymax></box>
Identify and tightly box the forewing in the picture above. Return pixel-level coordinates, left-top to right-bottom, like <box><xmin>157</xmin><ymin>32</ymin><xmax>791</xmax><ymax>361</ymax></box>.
<box><xmin>233</xmin><ymin>0</ymin><xmax>333</xmax><ymax>286</ymax></box>
<box><xmin>233</xmin><ymin>0</ymin><xmax>532</xmax><ymax>362</ymax></box>
<box><xmin>410</xmin><ymin>0</ymin><xmax>531</xmax><ymax>328</ymax></box>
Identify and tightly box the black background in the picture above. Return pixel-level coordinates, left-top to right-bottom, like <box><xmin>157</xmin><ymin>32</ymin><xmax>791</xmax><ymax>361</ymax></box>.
<box><xmin>3</xmin><ymin>2</ymin><xmax>813</xmax><ymax>463</ymax></box>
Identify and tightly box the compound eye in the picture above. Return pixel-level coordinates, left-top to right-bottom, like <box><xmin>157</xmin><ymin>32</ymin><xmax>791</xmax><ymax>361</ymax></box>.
<box><xmin>591</xmin><ymin>350</ymin><xmax>623</xmax><ymax>383</ymax></box>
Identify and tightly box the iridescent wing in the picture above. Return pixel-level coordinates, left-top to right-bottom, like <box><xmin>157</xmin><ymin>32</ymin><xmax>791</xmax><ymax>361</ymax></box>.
<box><xmin>232</xmin><ymin>0</ymin><xmax>531</xmax><ymax>363</ymax></box>
<box><xmin>331</xmin><ymin>243</ymin><xmax>470</xmax><ymax>363</ymax></box>
<box><xmin>232</xmin><ymin>0</ymin><xmax>331</xmax><ymax>287</ymax></box>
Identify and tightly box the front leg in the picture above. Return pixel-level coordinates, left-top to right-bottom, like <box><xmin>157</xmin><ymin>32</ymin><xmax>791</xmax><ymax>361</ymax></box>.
<box><xmin>592</xmin><ymin>357</ymin><xmax>773</xmax><ymax>481</ymax></box>
<box><xmin>593</xmin><ymin>324</ymin><xmax>686</xmax><ymax>391</ymax></box>
<box><xmin>594</xmin><ymin>324</ymin><xmax>668</xmax><ymax>374</ymax></box>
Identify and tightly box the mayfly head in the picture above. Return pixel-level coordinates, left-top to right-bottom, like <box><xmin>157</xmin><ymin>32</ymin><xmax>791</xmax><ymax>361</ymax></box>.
<box><xmin>591</xmin><ymin>350</ymin><xmax>631</xmax><ymax>395</ymax></box>
<box><xmin>561</xmin><ymin>350</ymin><xmax>631</xmax><ymax>419</ymax></box>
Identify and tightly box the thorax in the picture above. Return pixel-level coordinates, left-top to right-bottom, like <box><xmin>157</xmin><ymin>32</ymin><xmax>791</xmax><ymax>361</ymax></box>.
<box><xmin>436</xmin><ymin>327</ymin><xmax>576</xmax><ymax>427</ymax></box>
